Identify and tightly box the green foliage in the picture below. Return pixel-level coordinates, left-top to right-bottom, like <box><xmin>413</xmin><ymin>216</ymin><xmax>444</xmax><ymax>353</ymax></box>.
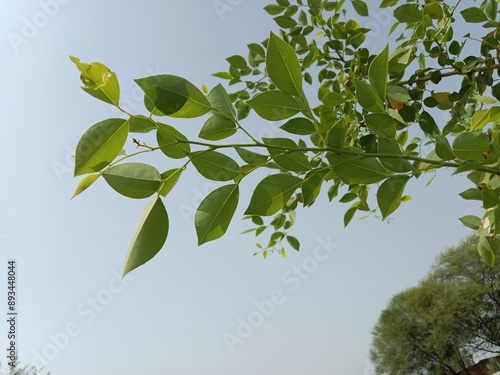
<box><xmin>72</xmin><ymin>0</ymin><xmax>500</xmax><ymax>276</ymax></box>
<box><xmin>370</xmin><ymin>236</ymin><xmax>500</xmax><ymax>375</ymax></box>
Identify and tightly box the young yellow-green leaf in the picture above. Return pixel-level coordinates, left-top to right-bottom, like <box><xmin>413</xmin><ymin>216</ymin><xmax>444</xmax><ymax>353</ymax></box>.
<box><xmin>280</xmin><ymin>117</ymin><xmax>316</xmax><ymax>135</ymax></box>
<box><xmin>156</xmin><ymin>123</ymin><xmax>191</xmax><ymax>159</ymax></box>
<box><xmin>71</xmin><ymin>174</ymin><xmax>100</xmax><ymax>199</ymax></box>
<box><xmin>123</xmin><ymin>196</ymin><xmax>169</xmax><ymax>277</ymax></box>
<box><xmin>471</xmin><ymin>107</ymin><xmax>500</xmax><ymax>131</ymax></box>
<box><xmin>322</xmin><ymin>92</ymin><xmax>345</xmax><ymax>108</ymax></box>
<box><xmin>191</xmin><ymin>151</ymin><xmax>240</xmax><ymax>181</ymax></box>
<box><xmin>199</xmin><ymin>116</ymin><xmax>237</xmax><ymax>141</ymax></box>
<box><xmin>195</xmin><ymin>184</ymin><xmax>239</xmax><ymax>245</ymax></box>
<box><xmin>452</xmin><ymin>132</ymin><xmax>489</xmax><ymax>161</ymax></box>
<box><xmin>245</xmin><ymin>174</ymin><xmax>302</xmax><ymax>216</ymax></box>
<box><xmin>159</xmin><ymin>168</ymin><xmax>183</xmax><ymax>197</ymax></box>
<box><xmin>70</xmin><ymin>56</ymin><xmax>120</xmax><ymax>106</ymax></box>
<box><xmin>74</xmin><ymin>118</ymin><xmax>129</xmax><ymax>176</ymax></box>
<box><xmin>129</xmin><ymin>115</ymin><xmax>157</xmax><ymax>133</ymax></box>
<box><xmin>327</xmin><ymin>150</ymin><xmax>389</xmax><ymax>184</ymax></box>
<box><xmin>248</xmin><ymin>90</ymin><xmax>304</xmax><ymax>120</ymax></box>
<box><xmin>377</xmin><ymin>176</ymin><xmax>410</xmax><ymax>218</ymax></box>
<box><xmin>368</xmin><ymin>44</ymin><xmax>389</xmax><ymax>103</ymax></box>
<box><xmin>266</xmin><ymin>32</ymin><xmax>303</xmax><ymax>96</ymax></box>
<box><xmin>135</xmin><ymin>75</ymin><xmax>211</xmax><ymax>118</ymax></box>
<box><xmin>208</xmin><ymin>84</ymin><xmax>236</xmax><ymax>120</ymax></box>
<box><xmin>355</xmin><ymin>79</ymin><xmax>385</xmax><ymax>113</ymax></box>
<box><xmin>235</xmin><ymin>147</ymin><xmax>268</xmax><ymax>166</ymax></box>
<box><xmin>103</xmin><ymin>163</ymin><xmax>161</xmax><ymax>199</ymax></box>
<box><xmin>263</xmin><ymin>137</ymin><xmax>311</xmax><ymax>172</ymax></box>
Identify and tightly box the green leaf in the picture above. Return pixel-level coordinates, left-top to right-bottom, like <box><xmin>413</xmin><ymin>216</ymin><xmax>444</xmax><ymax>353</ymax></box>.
<box><xmin>344</xmin><ymin>206</ymin><xmax>357</xmax><ymax>227</ymax></box>
<box><xmin>195</xmin><ymin>184</ymin><xmax>239</xmax><ymax>245</ymax></box>
<box><xmin>103</xmin><ymin>163</ymin><xmax>161</xmax><ymax>199</ymax></box>
<box><xmin>380</xmin><ymin>0</ymin><xmax>398</xmax><ymax>7</ymax></box>
<box><xmin>369</xmin><ymin>44</ymin><xmax>389</xmax><ymax>102</ymax></box>
<box><xmin>123</xmin><ymin>197</ymin><xmax>169</xmax><ymax>277</ymax></box>
<box><xmin>70</xmin><ymin>56</ymin><xmax>120</xmax><ymax>106</ymax></box>
<box><xmin>156</xmin><ymin>123</ymin><xmax>191</xmax><ymax>159</ymax></box>
<box><xmin>263</xmin><ymin>137</ymin><xmax>311</xmax><ymax>172</ymax></box>
<box><xmin>355</xmin><ymin>79</ymin><xmax>385</xmax><ymax>113</ymax></box>
<box><xmin>74</xmin><ymin>118</ymin><xmax>129</xmax><ymax>176</ymax></box>
<box><xmin>235</xmin><ymin>147</ymin><xmax>268</xmax><ymax>166</ymax></box>
<box><xmin>226</xmin><ymin>55</ymin><xmax>248</xmax><ymax>69</ymax></box>
<box><xmin>129</xmin><ymin>116</ymin><xmax>157</xmax><ymax>133</ymax></box>
<box><xmin>159</xmin><ymin>168</ymin><xmax>183</xmax><ymax>197</ymax></box>
<box><xmin>208</xmin><ymin>83</ymin><xmax>236</xmax><ymax>120</ymax></box>
<box><xmin>393</xmin><ymin>4</ymin><xmax>422</xmax><ymax>23</ymax></box>
<box><xmin>286</xmin><ymin>235</ymin><xmax>300</xmax><ymax>250</ymax></box>
<box><xmin>327</xmin><ymin>117</ymin><xmax>349</xmax><ymax>149</ymax></box>
<box><xmin>485</xmin><ymin>0</ymin><xmax>498</xmax><ymax>21</ymax></box>
<box><xmin>135</xmin><ymin>75</ymin><xmax>211</xmax><ymax>118</ymax></box>
<box><xmin>199</xmin><ymin>116</ymin><xmax>237</xmax><ymax>141</ymax></box>
<box><xmin>377</xmin><ymin>176</ymin><xmax>410</xmax><ymax>218</ymax></box>
<box><xmin>248</xmin><ymin>90</ymin><xmax>304</xmax><ymax>120</ymax></box>
<box><xmin>191</xmin><ymin>151</ymin><xmax>240</xmax><ymax>181</ymax></box>
<box><xmin>266</xmin><ymin>32</ymin><xmax>303</xmax><ymax>96</ymax></box>
<box><xmin>471</xmin><ymin>107</ymin><xmax>500</xmax><ymax>131</ymax></box>
<box><xmin>386</xmin><ymin>85</ymin><xmax>411</xmax><ymax>102</ymax></box>
<box><xmin>322</xmin><ymin>92</ymin><xmax>345</xmax><ymax>108</ymax></box>
<box><xmin>352</xmin><ymin>0</ymin><xmax>369</xmax><ymax>16</ymax></box>
<box><xmin>264</xmin><ymin>4</ymin><xmax>285</xmax><ymax>15</ymax></box>
<box><xmin>452</xmin><ymin>132</ymin><xmax>489</xmax><ymax>161</ymax></box>
<box><xmin>459</xmin><ymin>188</ymin><xmax>482</xmax><ymax>201</ymax></box>
<box><xmin>72</xmin><ymin>174</ymin><xmax>100</xmax><ymax>199</ymax></box>
<box><xmin>378</xmin><ymin>138</ymin><xmax>414</xmax><ymax>172</ymax></box>
<box><xmin>478</xmin><ymin>236</ymin><xmax>496</xmax><ymax>266</ymax></box>
<box><xmin>435</xmin><ymin>136</ymin><xmax>456</xmax><ymax>160</ymax></box>
<box><xmin>328</xmin><ymin>149</ymin><xmax>389</xmax><ymax>184</ymax></box>
<box><xmin>302</xmin><ymin>169</ymin><xmax>329</xmax><ymax>206</ymax></box>
<box><xmin>460</xmin><ymin>7</ymin><xmax>488</xmax><ymax>23</ymax></box>
<box><xmin>365</xmin><ymin>113</ymin><xmax>397</xmax><ymax>139</ymax></box>
<box><xmin>280</xmin><ymin>117</ymin><xmax>316</xmax><ymax>135</ymax></box>
<box><xmin>459</xmin><ymin>215</ymin><xmax>482</xmax><ymax>230</ymax></box>
<box><xmin>245</xmin><ymin>174</ymin><xmax>302</xmax><ymax>216</ymax></box>
<box><xmin>419</xmin><ymin>111</ymin><xmax>439</xmax><ymax>135</ymax></box>
<box><xmin>423</xmin><ymin>2</ymin><xmax>443</xmax><ymax>19</ymax></box>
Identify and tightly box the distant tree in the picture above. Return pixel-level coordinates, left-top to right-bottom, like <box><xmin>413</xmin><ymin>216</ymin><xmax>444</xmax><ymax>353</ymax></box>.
<box><xmin>0</xmin><ymin>363</ymin><xmax>49</xmax><ymax>375</ymax></box>
<box><xmin>370</xmin><ymin>236</ymin><xmax>500</xmax><ymax>375</ymax></box>
<box><xmin>70</xmin><ymin>0</ymin><xmax>500</xmax><ymax>276</ymax></box>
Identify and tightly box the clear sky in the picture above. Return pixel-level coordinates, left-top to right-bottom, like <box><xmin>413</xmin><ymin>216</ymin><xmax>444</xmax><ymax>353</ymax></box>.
<box><xmin>0</xmin><ymin>1</ymin><xmax>480</xmax><ymax>374</ymax></box>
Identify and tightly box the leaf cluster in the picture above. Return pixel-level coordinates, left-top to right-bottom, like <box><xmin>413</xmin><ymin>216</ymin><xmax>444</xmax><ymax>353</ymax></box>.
<box><xmin>72</xmin><ymin>0</ymin><xmax>500</xmax><ymax>276</ymax></box>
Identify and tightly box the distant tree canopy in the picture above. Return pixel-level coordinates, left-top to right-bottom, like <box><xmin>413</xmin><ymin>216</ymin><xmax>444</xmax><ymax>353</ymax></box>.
<box><xmin>370</xmin><ymin>235</ymin><xmax>500</xmax><ymax>375</ymax></box>
<box><xmin>71</xmin><ymin>0</ymin><xmax>500</xmax><ymax>276</ymax></box>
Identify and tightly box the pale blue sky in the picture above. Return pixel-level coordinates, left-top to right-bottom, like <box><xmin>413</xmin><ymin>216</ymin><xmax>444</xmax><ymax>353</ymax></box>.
<box><xmin>1</xmin><ymin>1</ymin><xmax>479</xmax><ymax>374</ymax></box>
